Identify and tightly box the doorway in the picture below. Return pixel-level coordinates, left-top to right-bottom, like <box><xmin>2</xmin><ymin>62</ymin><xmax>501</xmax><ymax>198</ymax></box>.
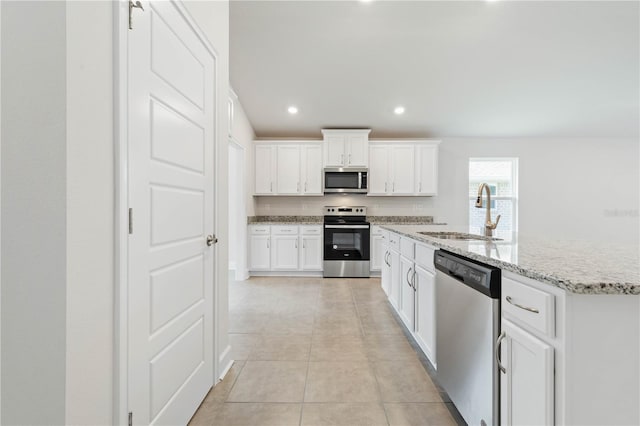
<box><xmin>228</xmin><ymin>139</ymin><xmax>248</xmax><ymax>281</ymax></box>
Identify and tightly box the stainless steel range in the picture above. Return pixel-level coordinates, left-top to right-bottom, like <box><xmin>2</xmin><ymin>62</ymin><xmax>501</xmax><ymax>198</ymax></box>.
<box><xmin>323</xmin><ymin>206</ymin><xmax>370</xmax><ymax>278</ymax></box>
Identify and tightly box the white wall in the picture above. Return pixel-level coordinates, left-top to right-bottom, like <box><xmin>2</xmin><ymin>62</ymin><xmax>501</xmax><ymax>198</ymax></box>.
<box><xmin>231</xmin><ymin>96</ymin><xmax>257</xmax><ymax>217</ymax></box>
<box><xmin>65</xmin><ymin>1</ymin><xmax>114</xmax><ymax>424</ymax></box>
<box><xmin>254</xmin><ymin>138</ymin><xmax>639</xmax><ymax>243</ymax></box>
<box><xmin>1</xmin><ymin>2</ymin><xmax>67</xmax><ymax>424</ymax></box>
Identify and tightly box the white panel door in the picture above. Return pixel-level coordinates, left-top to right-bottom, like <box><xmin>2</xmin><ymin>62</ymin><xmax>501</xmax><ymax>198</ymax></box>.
<box><xmin>255</xmin><ymin>145</ymin><xmax>275</xmax><ymax>194</ymax></box>
<box><xmin>414</xmin><ymin>266</ymin><xmax>436</xmax><ymax>366</ymax></box>
<box><xmin>399</xmin><ymin>256</ymin><xmax>415</xmax><ymax>330</ymax></box>
<box><xmin>271</xmin><ymin>235</ymin><xmax>299</xmax><ymax>270</ymax></box>
<box><xmin>249</xmin><ymin>235</ymin><xmax>270</xmax><ymax>270</ymax></box>
<box><xmin>501</xmin><ymin>319</ymin><xmax>554</xmax><ymax>426</ymax></box>
<box><xmin>416</xmin><ymin>144</ymin><xmax>438</xmax><ymax>195</ymax></box>
<box><xmin>325</xmin><ymin>135</ymin><xmax>345</xmax><ymax>166</ymax></box>
<box><xmin>302</xmin><ymin>145</ymin><xmax>322</xmax><ymax>195</ymax></box>
<box><xmin>128</xmin><ymin>2</ymin><xmax>215</xmax><ymax>424</ymax></box>
<box><xmin>346</xmin><ymin>134</ymin><xmax>368</xmax><ymax>166</ymax></box>
<box><xmin>276</xmin><ymin>145</ymin><xmax>301</xmax><ymax>194</ymax></box>
<box><xmin>368</xmin><ymin>145</ymin><xmax>389</xmax><ymax>195</ymax></box>
<box><xmin>300</xmin><ymin>235</ymin><xmax>322</xmax><ymax>270</ymax></box>
<box><xmin>391</xmin><ymin>145</ymin><xmax>415</xmax><ymax>195</ymax></box>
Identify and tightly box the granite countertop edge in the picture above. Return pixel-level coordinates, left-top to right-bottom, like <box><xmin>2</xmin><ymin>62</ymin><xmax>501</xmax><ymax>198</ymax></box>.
<box><xmin>380</xmin><ymin>225</ymin><xmax>640</xmax><ymax>296</ymax></box>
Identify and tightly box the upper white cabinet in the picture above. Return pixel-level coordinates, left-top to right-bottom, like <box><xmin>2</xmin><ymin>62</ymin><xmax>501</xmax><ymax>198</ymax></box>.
<box><xmin>415</xmin><ymin>144</ymin><xmax>438</xmax><ymax>195</ymax></box>
<box><xmin>322</xmin><ymin>129</ymin><xmax>371</xmax><ymax>167</ymax></box>
<box><xmin>254</xmin><ymin>141</ymin><xmax>323</xmax><ymax>196</ymax></box>
<box><xmin>368</xmin><ymin>140</ymin><xmax>440</xmax><ymax>196</ymax></box>
<box><xmin>254</xmin><ymin>144</ymin><xmax>277</xmax><ymax>195</ymax></box>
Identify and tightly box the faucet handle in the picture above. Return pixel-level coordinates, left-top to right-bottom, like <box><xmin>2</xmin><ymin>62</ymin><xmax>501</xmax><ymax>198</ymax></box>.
<box><xmin>491</xmin><ymin>215</ymin><xmax>501</xmax><ymax>229</ymax></box>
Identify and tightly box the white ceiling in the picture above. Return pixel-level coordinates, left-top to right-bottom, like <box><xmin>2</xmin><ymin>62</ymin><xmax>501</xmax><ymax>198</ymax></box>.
<box><xmin>230</xmin><ymin>1</ymin><xmax>639</xmax><ymax>139</ymax></box>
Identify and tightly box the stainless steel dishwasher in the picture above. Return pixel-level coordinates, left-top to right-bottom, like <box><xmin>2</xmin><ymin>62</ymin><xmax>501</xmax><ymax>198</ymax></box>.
<box><xmin>434</xmin><ymin>250</ymin><xmax>501</xmax><ymax>426</ymax></box>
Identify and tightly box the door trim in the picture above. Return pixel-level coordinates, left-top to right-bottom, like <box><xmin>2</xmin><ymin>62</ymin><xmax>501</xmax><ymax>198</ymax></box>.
<box><xmin>228</xmin><ymin>137</ymin><xmax>249</xmax><ymax>281</ymax></box>
<box><xmin>113</xmin><ymin>1</ymin><xmax>220</xmax><ymax>424</ymax></box>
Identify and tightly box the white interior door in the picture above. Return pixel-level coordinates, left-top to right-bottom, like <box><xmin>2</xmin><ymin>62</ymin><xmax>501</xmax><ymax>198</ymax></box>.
<box><xmin>128</xmin><ymin>1</ymin><xmax>215</xmax><ymax>424</ymax></box>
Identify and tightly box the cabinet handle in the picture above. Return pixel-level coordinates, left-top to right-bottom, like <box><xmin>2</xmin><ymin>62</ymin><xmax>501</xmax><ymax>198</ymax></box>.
<box><xmin>385</xmin><ymin>182</ymin><xmax>388</xmax><ymax>193</ymax></box>
<box><xmin>392</xmin><ymin>182</ymin><xmax>395</xmax><ymax>192</ymax></box>
<box><xmin>341</xmin><ymin>154</ymin><xmax>344</xmax><ymax>165</ymax></box>
<box><xmin>270</xmin><ymin>182</ymin><xmax>273</xmax><ymax>192</ymax></box>
<box><xmin>303</xmin><ymin>240</ymin><xmax>306</xmax><ymax>249</ymax></box>
<box><xmin>495</xmin><ymin>331</ymin><xmax>507</xmax><ymax>374</ymax></box>
<box><xmin>267</xmin><ymin>238</ymin><xmax>270</xmax><ymax>249</ymax></box>
<box><xmin>349</xmin><ymin>154</ymin><xmax>352</xmax><ymax>164</ymax></box>
<box><xmin>506</xmin><ymin>296</ymin><xmax>539</xmax><ymax>314</ymax></box>
<box><xmin>384</xmin><ymin>251</ymin><xmax>390</xmax><ymax>266</ymax></box>
<box><xmin>297</xmin><ymin>182</ymin><xmax>300</xmax><ymax>192</ymax></box>
<box><xmin>406</xmin><ymin>267</ymin><xmax>413</xmax><ymax>287</ymax></box>
<box><xmin>295</xmin><ymin>239</ymin><xmax>298</xmax><ymax>249</ymax></box>
<box><xmin>412</xmin><ymin>270</ymin><xmax>417</xmax><ymax>291</ymax></box>
<box><xmin>304</xmin><ymin>182</ymin><xmax>307</xmax><ymax>192</ymax></box>
<box><xmin>419</xmin><ymin>182</ymin><xmax>422</xmax><ymax>192</ymax></box>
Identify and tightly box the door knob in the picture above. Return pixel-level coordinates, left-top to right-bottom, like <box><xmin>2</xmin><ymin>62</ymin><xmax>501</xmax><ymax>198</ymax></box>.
<box><xmin>206</xmin><ymin>234</ymin><xmax>218</xmax><ymax>246</ymax></box>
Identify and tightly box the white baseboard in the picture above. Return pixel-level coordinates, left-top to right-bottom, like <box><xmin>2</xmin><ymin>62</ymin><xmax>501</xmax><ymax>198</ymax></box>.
<box><xmin>217</xmin><ymin>344</ymin><xmax>233</xmax><ymax>382</ymax></box>
<box><xmin>249</xmin><ymin>271</ymin><xmax>324</xmax><ymax>277</ymax></box>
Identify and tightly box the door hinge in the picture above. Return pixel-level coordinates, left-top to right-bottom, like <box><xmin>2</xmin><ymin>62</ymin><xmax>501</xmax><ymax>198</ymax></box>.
<box><xmin>128</xmin><ymin>412</ymin><xmax>133</xmax><ymax>426</ymax></box>
<box><xmin>128</xmin><ymin>0</ymin><xmax>144</xmax><ymax>30</ymax></box>
<box><xmin>128</xmin><ymin>208</ymin><xmax>133</xmax><ymax>234</ymax></box>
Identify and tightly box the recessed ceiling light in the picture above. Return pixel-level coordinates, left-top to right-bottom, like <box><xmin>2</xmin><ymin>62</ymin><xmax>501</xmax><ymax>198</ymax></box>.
<box><xmin>394</xmin><ymin>106</ymin><xmax>405</xmax><ymax>115</ymax></box>
<box><xmin>287</xmin><ymin>106</ymin><xmax>298</xmax><ymax>114</ymax></box>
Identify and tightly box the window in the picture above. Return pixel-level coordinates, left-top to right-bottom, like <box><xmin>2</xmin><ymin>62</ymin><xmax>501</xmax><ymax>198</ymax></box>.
<box><xmin>469</xmin><ymin>158</ymin><xmax>518</xmax><ymax>240</ymax></box>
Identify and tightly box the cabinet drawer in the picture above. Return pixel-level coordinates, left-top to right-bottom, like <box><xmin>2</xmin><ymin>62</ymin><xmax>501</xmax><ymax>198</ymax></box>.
<box><xmin>249</xmin><ymin>225</ymin><xmax>270</xmax><ymax>235</ymax></box>
<box><xmin>502</xmin><ymin>277</ymin><xmax>555</xmax><ymax>338</ymax></box>
<box><xmin>415</xmin><ymin>243</ymin><xmax>436</xmax><ymax>272</ymax></box>
<box><xmin>388</xmin><ymin>232</ymin><xmax>400</xmax><ymax>251</ymax></box>
<box><xmin>271</xmin><ymin>225</ymin><xmax>299</xmax><ymax>235</ymax></box>
<box><xmin>400</xmin><ymin>237</ymin><xmax>415</xmax><ymax>259</ymax></box>
<box><xmin>301</xmin><ymin>225</ymin><xmax>322</xmax><ymax>235</ymax></box>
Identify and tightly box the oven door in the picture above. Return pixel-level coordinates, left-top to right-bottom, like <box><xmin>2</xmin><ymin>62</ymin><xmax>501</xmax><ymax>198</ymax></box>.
<box><xmin>324</xmin><ymin>224</ymin><xmax>370</xmax><ymax>261</ymax></box>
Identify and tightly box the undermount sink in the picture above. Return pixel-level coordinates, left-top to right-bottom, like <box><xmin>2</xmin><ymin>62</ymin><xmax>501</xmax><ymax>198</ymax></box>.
<box><xmin>417</xmin><ymin>231</ymin><xmax>503</xmax><ymax>241</ymax></box>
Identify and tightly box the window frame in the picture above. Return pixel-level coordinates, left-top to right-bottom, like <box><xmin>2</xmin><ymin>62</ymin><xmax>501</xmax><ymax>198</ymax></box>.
<box><xmin>468</xmin><ymin>157</ymin><xmax>519</xmax><ymax>237</ymax></box>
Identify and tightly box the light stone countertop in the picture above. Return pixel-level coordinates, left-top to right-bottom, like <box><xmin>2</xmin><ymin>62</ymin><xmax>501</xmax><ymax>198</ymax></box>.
<box><xmin>380</xmin><ymin>224</ymin><xmax>640</xmax><ymax>295</ymax></box>
<box><xmin>247</xmin><ymin>215</ymin><xmax>441</xmax><ymax>225</ymax></box>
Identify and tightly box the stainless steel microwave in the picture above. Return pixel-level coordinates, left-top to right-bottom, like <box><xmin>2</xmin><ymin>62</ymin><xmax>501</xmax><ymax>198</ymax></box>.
<box><xmin>324</xmin><ymin>167</ymin><xmax>368</xmax><ymax>194</ymax></box>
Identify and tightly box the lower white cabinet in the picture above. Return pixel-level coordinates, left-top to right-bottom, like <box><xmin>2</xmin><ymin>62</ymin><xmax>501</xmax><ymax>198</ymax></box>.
<box><xmin>388</xmin><ymin>249</ymin><xmax>400</xmax><ymax>310</ymax></box>
<box><xmin>399</xmin><ymin>255</ymin><xmax>416</xmax><ymax>330</ymax></box>
<box><xmin>414</xmin><ymin>265</ymin><xmax>436</xmax><ymax>366</ymax></box>
<box><xmin>249</xmin><ymin>224</ymin><xmax>322</xmax><ymax>273</ymax></box>
<box><xmin>370</xmin><ymin>226</ymin><xmax>385</xmax><ymax>272</ymax></box>
<box><xmin>271</xmin><ymin>234</ymin><xmax>299</xmax><ymax>270</ymax></box>
<box><xmin>381</xmin><ymin>247</ymin><xmax>391</xmax><ymax>296</ymax></box>
<box><xmin>300</xmin><ymin>234</ymin><xmax>322</xmax><ymax>270</ymax></box>
<box><xmin>500</xmin><ymin>319</ymin><xmax>554</xmax><ymax>426</ymax></box>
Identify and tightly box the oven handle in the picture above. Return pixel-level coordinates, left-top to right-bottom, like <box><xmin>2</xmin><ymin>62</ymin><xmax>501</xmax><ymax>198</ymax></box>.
<box><xmin>324</xmin><ymin>225</ymin><xmax>370</xmax><ymax>229</ymax></box>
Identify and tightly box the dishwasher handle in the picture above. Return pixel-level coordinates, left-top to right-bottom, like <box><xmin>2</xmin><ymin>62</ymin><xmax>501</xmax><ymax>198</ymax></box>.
<box><xmin>495</xmin><ymin>331</ymin><xmax>507</xmax><ymax>374</ymax></box>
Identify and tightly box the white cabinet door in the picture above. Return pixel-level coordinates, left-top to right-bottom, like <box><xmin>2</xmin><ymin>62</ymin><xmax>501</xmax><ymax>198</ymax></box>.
<box><xmin>388</xmin><ymin>249</ymin><xmax>401</xmax><ymax>310</ymax></box>
<box><xmin>271</xmin><ymin>235</ymin><xmax>299</xmax><ymax>270</ymax></box>
<box><xmin>371</xmin><ymin>234</ymin><xmax>384</xmax><ymax>271</ymax></box>
<box><xmin>415</xmin><ymin>144</ymin><xmax>438</xmax><ymax>195</ymax></box>
<box><xmin>325</xmin><ymin>135</ymin><xmax>345</xmax><ymax>166</ymax></box>
<box><xmin>368</xmin><ymin>145</ymin><xmax>390</xmax><ymax>195</ymax></box>
<box><xmin>346</xmin><ymin>134</ymin><xmax>368</xmax><ymax>166</ymax></box>
<box><xmin>398</xmin><ymin>256</ymin><xmax>416</xmax><ymax>330</ymax></box>
<box><xmin>255</xmin><ymin>145</ymin><xmax>275</xmax><ymax>194</ymax></box>
<box><xmin>302</xmin><ymin>144</ymin><xmax>323</xmax><ymax>195</ymax></box>
<box><xmin>249</xmin><ymin>235</ymin><xmax>271</xmax><ymax>270</ymax></box>
<box><xmin>391</xmin><ymin>145</ymin><xmax>415</xmax><ymax>195</ymax></box>
<box><xmin>300</xmin><ymin>235</ymin><xmax>322</xmax><ymax>270</ymax></box>
<box><xmin>501</xmin><ymin>319</ymin><xmax>554</xmax><ymax>426</ymax></box>
<box><xmin>381</xmin><ymin>246</ymin><xmax>391</xmax><ymax>296</ymax></box>
<box><xmin>414</xmin><ymin>266</ymin><xmax>436</xmax><ymax>366</ymax></box>
<box><xmin>276</xmin><ymin>145</ymin><xmax>301</xmax><ymax>195</ymax></box>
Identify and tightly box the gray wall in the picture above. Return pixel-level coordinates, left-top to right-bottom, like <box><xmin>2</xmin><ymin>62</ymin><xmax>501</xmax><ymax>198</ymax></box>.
<box><xmin>1</xmin><ymin>1</ymin><xmax>67</xmax><ymax>424</ymax></box>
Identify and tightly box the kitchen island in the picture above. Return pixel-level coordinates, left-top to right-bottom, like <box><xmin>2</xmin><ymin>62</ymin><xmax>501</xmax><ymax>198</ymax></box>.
<box><xmin>378</xmin><ymin>224</ymin><xmax>639</xmax><ymax>426</ymax></box>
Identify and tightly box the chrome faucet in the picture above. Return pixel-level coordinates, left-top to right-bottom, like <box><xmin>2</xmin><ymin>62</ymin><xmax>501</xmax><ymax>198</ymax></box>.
<box><xmin>475</xmin><ymin>183</ymin><xmax>501</xmax><ymax>237</ymax></box>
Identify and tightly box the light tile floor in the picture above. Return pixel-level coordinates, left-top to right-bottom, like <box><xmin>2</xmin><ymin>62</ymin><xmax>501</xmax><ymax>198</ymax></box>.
<box><xmin>189</xmin><ymin>276</ymin><xmax>465</xmax><ymax>426</ymax></box>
